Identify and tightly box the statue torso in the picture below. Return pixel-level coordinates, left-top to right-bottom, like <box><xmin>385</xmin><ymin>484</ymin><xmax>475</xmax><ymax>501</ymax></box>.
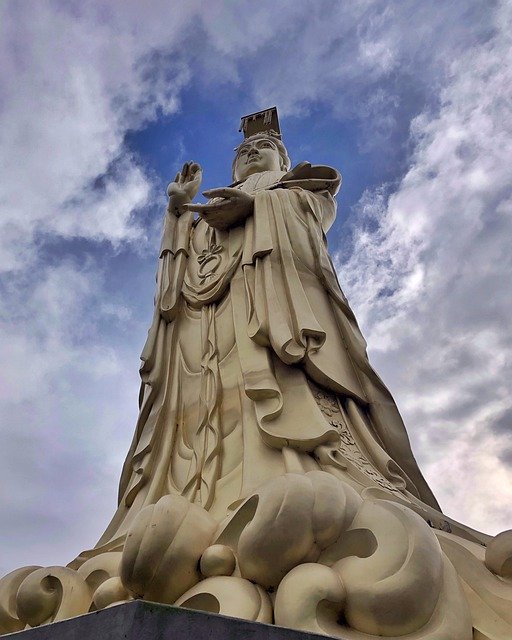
<box><xmin>183</xmin><ymin>171</ymin><xmax>286</xmax><ymax>306</ymax></box>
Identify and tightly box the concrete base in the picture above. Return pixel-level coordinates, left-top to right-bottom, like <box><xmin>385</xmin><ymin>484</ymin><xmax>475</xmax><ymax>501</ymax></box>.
<box><xmin>6</xmin><ymin>600</ymin><xmax>327</xmax><ymax>639</ymax></box>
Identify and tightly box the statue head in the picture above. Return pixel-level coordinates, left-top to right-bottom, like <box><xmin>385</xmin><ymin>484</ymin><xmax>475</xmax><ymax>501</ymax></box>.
<box><xmin>232</xmin><ymin>131</ymin><xmax>291</xmax><ymax>182</ymax></box>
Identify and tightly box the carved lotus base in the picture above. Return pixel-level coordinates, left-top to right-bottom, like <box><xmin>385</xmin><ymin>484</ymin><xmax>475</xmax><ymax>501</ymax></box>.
<box><xmin>1</xmin><ymin>472</ymin><xmax>511</xmax><ymax>639</ymax></box>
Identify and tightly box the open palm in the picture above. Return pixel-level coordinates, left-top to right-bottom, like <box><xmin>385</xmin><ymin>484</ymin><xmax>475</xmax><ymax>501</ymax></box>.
<box><xmin>167</xmin><ymin>162</ymin><xmax>203</xmax><ymax>215</ymax></box>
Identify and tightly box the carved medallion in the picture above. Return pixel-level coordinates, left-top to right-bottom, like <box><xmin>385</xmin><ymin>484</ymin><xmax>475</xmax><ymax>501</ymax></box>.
<box><xmin>197</xmin><ymin>243</ymin><xmax>224</xmax><ymax>284</ymax></box>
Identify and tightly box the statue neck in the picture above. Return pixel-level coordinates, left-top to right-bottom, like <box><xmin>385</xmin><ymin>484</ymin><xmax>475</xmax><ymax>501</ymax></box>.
<box><xmin>233</xmin><ymin>170</ymin><xmax>286</xmax><ymax>194</ymax></box>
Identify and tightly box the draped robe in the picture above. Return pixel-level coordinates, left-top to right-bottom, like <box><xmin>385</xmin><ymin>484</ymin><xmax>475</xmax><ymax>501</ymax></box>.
<box><xmin>95</xmin><ymin>165</ymin><xmax>439</xmax><ymax>550</ymax></box>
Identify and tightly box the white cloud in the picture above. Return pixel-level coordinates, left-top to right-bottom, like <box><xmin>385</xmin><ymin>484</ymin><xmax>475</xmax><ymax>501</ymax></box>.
<box><xmin>0</xmin><ymin>1</ymin><xmax>195</xmax><ymax>272</ymax></box>
<box><xmin>337</xmin><ymin>0</ymin><xmax>512</xmax><ymax>534</ymax></box>
<box><xmin>237</xmin><ymin>1</ymin><xmax>491</xmax><ymax>121</ymax></box>
<box><xmin>0</xmin><ymin>261</ymin><xmax>142</xmax><ymax>575</ymax></box>
<box><xmin>0</xmin><ymin>0</ymin><xmax>492</xmax><ymax>272</ymax></box>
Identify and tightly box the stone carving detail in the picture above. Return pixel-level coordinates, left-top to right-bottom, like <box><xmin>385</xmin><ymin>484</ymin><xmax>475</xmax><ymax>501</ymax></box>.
<box><xmin>313</xmin><ymin>388</ymin><xmax>340</xmax><ymax>417</ymax></box>
<box><xmin>274</xmin><ymin>563</ymin><xmax>346</xmax><ymax>636</ymax></box>
<box><xmin>326</xmin><ymin>418</ymin><xmax>401</xmax><ymax>494</ymax></box>
<box><xmin>311</xmin><ymin>383</ymin><xmax>404</xmax><ymax>497</ymax></box>
<box><xmin>175</xmin><ymin>576</ymin><xmax>272</xmax><ymax>623</ymax></box>
<box><xmin>485</xmin><ymin>529</ymin><xmax>512</xmax><ymax>578</ymax></box>
<box><xmin>218</xmin><ymin>471</ymin><xmax>362</xmax><ymax>589</ymax></box>
<box><xmin>120</xmin><ymin>494</ymin><xmax>217</xmax><ymax>604</ymax></box>
<box><xmin>197</xmin><ymin>243</ymin><xmax>223</xmax><ymax>284</ymax></box>
<box><xmin>0</xmin><ymin>567</ymin><xmax>41</xmax><ymax>634</ymax></box>
<box><xmin>1</xmin><ymin>110</ymin><xmax>511</xmax><ymax>638</ymax></box>
<box><xmin>438</xmin><ymin>529</ymin><xmax>512</xmax><ymax>639</ymax></box>
<box><xmin>200</xmin><ymin>544</ymin><xmax>237</xmax><ymax>578</ymax></box>
<box><xmin>77</xmin><ymin>552</ymin><xmax>131</xmax><ymax>610</ymax></box>
<box><xmin>0</xmin><ymin>470</ymin><xmax>510</xmax><ymax>638</ymax></box>
<box><xmin>15</xmin><ymin>567</ymin><xmax>91</xmax><ymax>628</ymax></box>
<box><xmin>274</xmin><ymin>559</ymin><xmax>473</xmax><ymax>639</ymax></box>
<box><xmin>119</xmin><ymin>470</ymin><xmax>472</xmax><ymax>638</ymax></box>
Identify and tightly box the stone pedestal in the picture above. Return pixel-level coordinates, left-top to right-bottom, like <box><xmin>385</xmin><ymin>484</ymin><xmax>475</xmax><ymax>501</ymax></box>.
<box><xmin>7</xmin><ymin>600</ymin><xmax>326</xmax><ymax>640</ymax></box>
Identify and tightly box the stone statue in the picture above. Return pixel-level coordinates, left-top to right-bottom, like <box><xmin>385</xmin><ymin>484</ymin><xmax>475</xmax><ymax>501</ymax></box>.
<box><xmin>95</xmin><ymin>112</ymin><xmax>439</xmax><ymax>550</ymax></box>
<box><xmin>1</xmin><ymin>109</ymin><xmax>511</xmax><ymax>639</ymax></box>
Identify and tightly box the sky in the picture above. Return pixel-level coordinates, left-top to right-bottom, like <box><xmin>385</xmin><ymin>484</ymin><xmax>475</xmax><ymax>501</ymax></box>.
<box><xmin>0</xmin><ymin>0</ymin><xmax>511</xmax><ymax>577</ymax></box>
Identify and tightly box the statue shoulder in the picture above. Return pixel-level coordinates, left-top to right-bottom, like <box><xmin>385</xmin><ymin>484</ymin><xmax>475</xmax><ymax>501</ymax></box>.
<box><xmin>274</xmin><ymin>162</ymin><xmax>342</xmax><ymax>196</ymax></box>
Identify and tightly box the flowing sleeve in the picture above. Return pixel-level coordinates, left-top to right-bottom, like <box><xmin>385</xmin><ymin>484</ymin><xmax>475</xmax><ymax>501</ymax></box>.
<box><xmin>241</xmin><ymin>185</ymin><xmax>366</xmax><ymax>398</ymax></box>
<box><xmin>158</xmin><ymin>209</ymin><xmax>194</xmax><ymax>322</ymax></box>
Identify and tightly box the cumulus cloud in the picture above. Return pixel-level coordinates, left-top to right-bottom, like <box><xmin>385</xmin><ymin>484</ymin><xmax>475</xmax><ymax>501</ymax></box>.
<box><xmin>0</xmin><ymin>0</ymin><xmax>493</xmax><ymax>272</ymax></box>
<box><xmin>0</xmin><ymin>1</ymin><xmax>194</xmax><ymax>272</ymax></box>
<box><xmin>231</xmin><ymin>2</ymin><xmax>492</xmax><ymax>127</ymax></box>
<box><xmin>337</xmin><ymin>0</ymin><xmax>512</xmax><ymax>533</ymax></box>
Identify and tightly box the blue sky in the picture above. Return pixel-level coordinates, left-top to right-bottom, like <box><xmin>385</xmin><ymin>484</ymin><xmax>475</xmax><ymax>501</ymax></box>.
<box><xmin>1</xmin><ymin>0</ymin><xmax>511</xmax><ymax>576</ymax></box>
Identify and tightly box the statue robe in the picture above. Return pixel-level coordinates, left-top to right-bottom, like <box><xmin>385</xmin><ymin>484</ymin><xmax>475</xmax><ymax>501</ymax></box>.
<box><xmin>95</xmin><ymin>166</ymin><xmax>439</xmax><ymax>550</ymax></box>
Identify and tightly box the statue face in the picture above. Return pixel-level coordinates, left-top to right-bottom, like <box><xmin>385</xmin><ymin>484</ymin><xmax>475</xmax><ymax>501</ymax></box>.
<box><xmin>233</xmin><ymin>137</ymin><xmax>283</xmax><ymax>181</ymax></box>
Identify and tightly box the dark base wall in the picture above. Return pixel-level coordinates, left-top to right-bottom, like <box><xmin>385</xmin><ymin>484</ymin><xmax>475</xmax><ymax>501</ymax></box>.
<box><xmin>6</xmin><ymin>600</ymin><xmax>328</xmax><ymax>640</ymax></box>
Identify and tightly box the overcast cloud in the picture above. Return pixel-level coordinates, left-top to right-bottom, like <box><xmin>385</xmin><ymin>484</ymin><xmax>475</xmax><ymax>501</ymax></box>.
<box><xmin>338</xmin><ymin>0</ymin><xmax>512</xmax><ymax>529</ymax></box>
<box><xmin>0</xmin><ymin>0</ymin><xmax>510</xmax><ymax>575</ymax></box>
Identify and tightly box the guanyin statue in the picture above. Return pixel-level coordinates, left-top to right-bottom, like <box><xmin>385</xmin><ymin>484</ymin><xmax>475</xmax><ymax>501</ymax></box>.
<box><xmin>1</xmin><ymin>109</ymin><xmax>510</xmax><ymax>640</ymax></box>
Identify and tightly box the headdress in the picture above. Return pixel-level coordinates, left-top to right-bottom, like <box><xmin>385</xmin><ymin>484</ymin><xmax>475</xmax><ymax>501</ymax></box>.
<box><xmin>239</xmin><ymin>107</ymin><xmax>281</xmax><ymax>139</ymax></box>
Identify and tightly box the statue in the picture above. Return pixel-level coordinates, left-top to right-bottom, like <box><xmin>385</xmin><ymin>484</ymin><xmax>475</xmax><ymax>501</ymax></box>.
<box><xmin>1</xmin><ymin>109</ymin><xmax>511</xmax><ymax>639</ymax></box>
<box><xmin>94</xmin><ymin>109</ymin><xmax>439</xmax><ymax>550</ymax></box>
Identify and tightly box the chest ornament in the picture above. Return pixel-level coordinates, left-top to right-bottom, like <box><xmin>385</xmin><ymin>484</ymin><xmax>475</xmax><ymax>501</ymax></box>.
<box><xmin>197</xmin><ymin>243</ymin><xmax>224</xmax><ymax>284</ymax></box>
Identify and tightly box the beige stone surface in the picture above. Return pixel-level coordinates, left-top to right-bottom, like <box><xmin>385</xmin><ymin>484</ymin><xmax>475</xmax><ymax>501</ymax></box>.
<box><xmin>1</xmin><ymin>117</ymin><xmax>511</xmax><ymax>638</ymax></box>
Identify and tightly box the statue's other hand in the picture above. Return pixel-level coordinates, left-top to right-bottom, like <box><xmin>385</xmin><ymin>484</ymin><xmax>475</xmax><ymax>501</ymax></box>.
<box><xmin>166</xmin><ymin>162</ymin><xmax>203</xmax><ymax>215</ymax></box>
<box><xmin>184</xmin><ymin>187</ymin><xmax>254</xmax><ymax>231</ymax></box>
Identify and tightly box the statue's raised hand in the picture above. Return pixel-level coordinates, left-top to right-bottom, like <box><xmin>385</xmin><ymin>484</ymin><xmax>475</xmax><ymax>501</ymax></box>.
<box><xmin>166</xmin><ymin>162</ymin><xmax>202</xmax><ymax>216</ymax></box>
